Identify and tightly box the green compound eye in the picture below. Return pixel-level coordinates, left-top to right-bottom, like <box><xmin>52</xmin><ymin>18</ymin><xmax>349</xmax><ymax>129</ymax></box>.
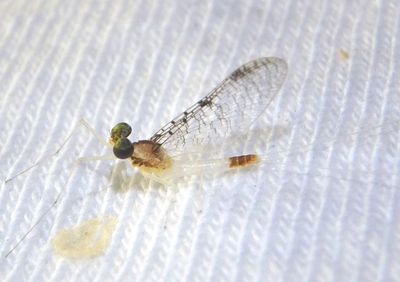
<box><xmin>111</xmin><ymin>122</ymin><xmax>132</xmax><ymax>141</ymax></box>
<box><xmin>113</xmin><ymin>137</ymin><xmax>134</xmax><ymax>159</ymax></box>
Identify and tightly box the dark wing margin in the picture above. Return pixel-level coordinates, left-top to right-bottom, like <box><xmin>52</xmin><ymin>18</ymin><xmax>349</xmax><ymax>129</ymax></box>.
<box><xmin>150</xmin><ymin>57</ymin><xmax>288</xmax><ymax>153</ymax></box>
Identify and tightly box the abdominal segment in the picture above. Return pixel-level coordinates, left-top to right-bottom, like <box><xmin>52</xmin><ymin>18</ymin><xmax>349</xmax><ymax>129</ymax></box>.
<box><xmin>228</xmin><ymin>154</ymin><xmax>260</xmax><ymax>168</ymax></box>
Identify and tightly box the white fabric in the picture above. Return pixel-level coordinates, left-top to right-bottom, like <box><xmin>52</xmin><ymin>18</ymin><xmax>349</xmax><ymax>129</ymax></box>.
<box><xmin>0</xmin><ymin>0</ymin><xmax>399</xmax><ymax>281</ymax></box>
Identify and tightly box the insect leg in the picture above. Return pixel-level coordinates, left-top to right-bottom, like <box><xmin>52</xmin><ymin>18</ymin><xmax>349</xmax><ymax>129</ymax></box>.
<box><xmin>4</xmin><ymin>118</ymin><xmax>111</xmax><ymax>184</ymax></box>
<box><xmin>78</xmin><ymin>118</ymin><xmax>111</xmax><ymax>148</ymax></box>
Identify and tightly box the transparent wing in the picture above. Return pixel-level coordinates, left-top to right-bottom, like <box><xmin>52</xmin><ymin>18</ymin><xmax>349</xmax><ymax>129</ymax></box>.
<box><xmin>150</xmin><ymin>57</ymin><xmax>288</xmax><ymax>155</ymax></box>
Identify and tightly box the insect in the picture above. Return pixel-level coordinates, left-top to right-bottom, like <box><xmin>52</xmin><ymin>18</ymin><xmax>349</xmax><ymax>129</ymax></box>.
<box><xmin>5</xmin><ymin>57</ymin><xmax>287</xmax><ymax>186</ymax></box>
<box><xmin>107</xmin><ymin>57</ymin><xmax>288</xmax><ymax>186</ymax></box>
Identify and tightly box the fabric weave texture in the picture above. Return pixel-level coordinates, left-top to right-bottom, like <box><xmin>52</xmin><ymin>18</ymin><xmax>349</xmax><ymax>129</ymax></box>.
<box><xmin>0</xmin><ymin>0</ymin><xmax>399</xmax><ymax>281</ymax></box>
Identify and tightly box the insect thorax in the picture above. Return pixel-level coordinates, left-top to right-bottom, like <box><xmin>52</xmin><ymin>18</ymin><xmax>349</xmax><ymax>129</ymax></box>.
<box><xmin>131</xmin><ymin>140</ymin><xmax>173</xmax><ymax>173</ymax></box>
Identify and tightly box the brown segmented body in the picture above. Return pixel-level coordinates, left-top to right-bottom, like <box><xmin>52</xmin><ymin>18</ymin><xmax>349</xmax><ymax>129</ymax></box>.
<box><xmin>229</xmin><ymin>154</ymin><xmax>260</xmax><ymax>168</ymax></box>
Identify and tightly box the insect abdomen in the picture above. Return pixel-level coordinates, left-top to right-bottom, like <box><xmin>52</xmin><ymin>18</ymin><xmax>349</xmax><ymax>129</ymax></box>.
<box><xmin>229</xmin><ymin>154</ymin><xmax>259</xmax><ymax>168</ymax></box>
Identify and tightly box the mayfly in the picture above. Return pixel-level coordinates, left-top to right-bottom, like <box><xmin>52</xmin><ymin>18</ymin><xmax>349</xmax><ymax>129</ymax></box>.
<box><xmin>3</xmin><ymin>57</ymin><xmax>287</xmax><ymax>257</ymax></box>
<box><xmin>108</xmin><ymin>57</ymin><xmax>287</xmax><ymax>185</ymax></box>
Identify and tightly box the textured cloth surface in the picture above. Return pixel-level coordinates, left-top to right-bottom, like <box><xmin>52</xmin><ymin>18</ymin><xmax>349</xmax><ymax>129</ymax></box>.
<box><xmin>0</xmin><ymin>0</ymin><xmax>400</xmax><ymax>281</ymax></box>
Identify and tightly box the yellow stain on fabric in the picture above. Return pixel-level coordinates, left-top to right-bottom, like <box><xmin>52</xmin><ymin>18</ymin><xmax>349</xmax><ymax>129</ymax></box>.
<box><xmin>52</xmin><ymin>216</ymin><xmax>118</xmax><ymax>259</ymax></box>
<box><xmin>339</xmin><ymin>49</ymin><xmax>350</xmax><ymax>61</ymax></box>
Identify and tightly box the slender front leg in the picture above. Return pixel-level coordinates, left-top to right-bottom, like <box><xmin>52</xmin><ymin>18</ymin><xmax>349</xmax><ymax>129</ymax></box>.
<box><xmin>4</xmin><ymin>118</ymin><xmax>111</xmax><ymax>184</ymax></box>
